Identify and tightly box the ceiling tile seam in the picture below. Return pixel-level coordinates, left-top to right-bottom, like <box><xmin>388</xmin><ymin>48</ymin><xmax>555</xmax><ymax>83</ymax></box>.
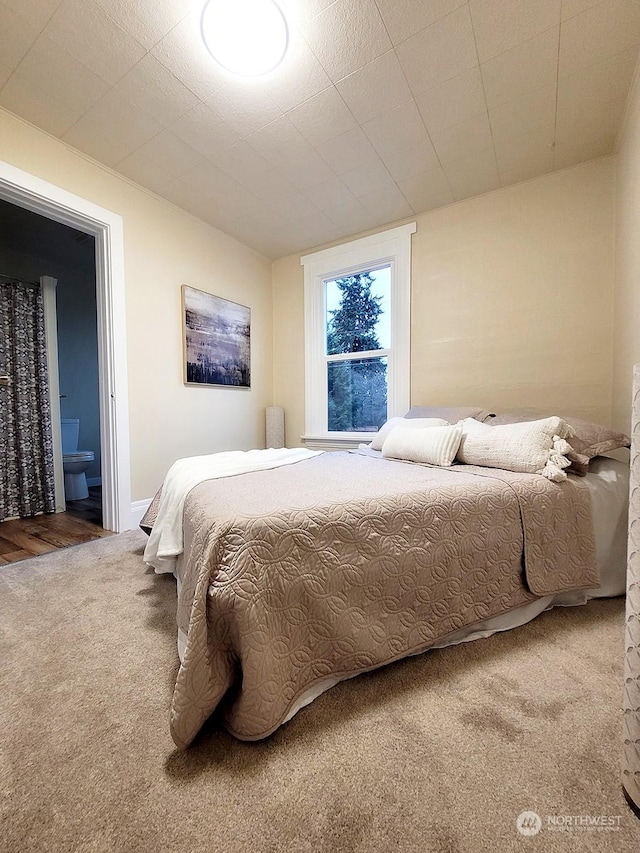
<box><xmin>62</xmin><ymin>0</ymin><xmax>150</xmax><ymax>75</ymax></box>
<box><xmin>370</xmin><ymin>0</ymin><xmax>392</xmax><ymax>41</ymax></box>
<box><xmin>99</xmin><ymin>3</ymin><xmax>192</xmax><ymax>56</ymax></box>
<box><xmin>478</xmin><ymin>23</ymin><xmax>563</xmax><ymax>104</ymax></box>
<box><xmin>374</xmin><ymin>0</ymin><xmax>472</xmax><ymax>51</ymax></box>
<box><xmin>62</xmin><ymin>42</ymin><xmax>221</xmax><ymax>161</ymax></box>
<box><xmin>4</xmin><ymin>35</ymin><xmax>129</xmax><ymax>122</ymax></box>
<box><xmin>111</xmin><ymin>140</ymin><xmax>205</xmax><ymax>187</ymax></box>
<box><xmin>165</xmin><ymin>165</ymin><xmax>272</xmax><ymax>226</ymax></box>
<box><xmin>377</xmin><ymin>54</ymin><xmax>433</xmax><ymax>215</ymax></box>
<box><xmin>341</xmin><ymin>4</ymin><xmax>457</xmax><ymax>213</ymax></box>
<box><xmin>47</xmin><ymin>121</ymin><xmax>267</xmax><ymax>259</ymax></box>
<box><xmin>146</xmin><ymin>14</ymin><xmax>228</xmax><ymax>104</ymax></box>
<box><xmin>613</xmin><ymin>49</ymin><xmax>640</xmax><ymax>153</ymax></box>
<box><xmin>283</xmin><ymin>86</ymin><xmax>356</xmax><ymax>148</ymax></box>
<box><xmin>387</xmin><ymin>38</ymin><xmax>463</xmax><ymax>205</ymax></box>
<box><xmin>466</xmin><ymin>0</ymin><xmax>500</xmax><ymax>185</ymax></box>
<box><xmin>59</xmin><ymin>82</ymin><xmax>152</xmax><ymax>153</ymax></box>
<box><xmin>0</xmin><ymin>0</ymin><xmax>69</xmax><ymax>102</ymax></box>
<box><xmin>282</xmin><ymin>20</ymin><xmax>362</xmax><ymax>131</ymax></box>
<box><xmin>560</xmin><ymin>0</ymin><xmax>607</xmax><ymax>25</ymax></box>
<box><xmin>53</xmin><ymin>3</ymin><xmax>211</xmax><ymax>139</ymax></box>
<box><xmin>112</xmin><ymin>55</ymin><xmax>208</xmax><ymax>122</ymax></box>
<box><xmin>67</xmin><ymin>106</ymin><xmax>190</xmax><ymax>179</ymax></box>
<box><xmin>552</xmin><ymin>19</ymin><xmax>563</xmax><ymax>171</ymax></box>
<box><xmin>558</xmin><ymin>41</ymin><xmax>640</xmax><ymax>83</ymax></box>
<box><xmin>47</xmin><ymin>46</ymin><xmax>156</xmax><ymax>142</ymax></box>
<box><xmin>468</xmin><ymin>9</ymin><xmax>563</xmax><ymax>67</ymax></box>
<box><xmin>92</xmin><ymin>0</ymin><xmax>166</xmax><ymax>57</ymax></box>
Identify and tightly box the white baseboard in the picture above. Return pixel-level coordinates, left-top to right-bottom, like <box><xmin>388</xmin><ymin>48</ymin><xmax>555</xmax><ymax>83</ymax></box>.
<box><xmin>130</xmin><ymin>498</ymin><xmax>152</xmax><ymax>529</ymax></box>
<box><xmin>87</xmin><ymin>477</ymin><xmax>102</xmax><ymax>487</ymax></box>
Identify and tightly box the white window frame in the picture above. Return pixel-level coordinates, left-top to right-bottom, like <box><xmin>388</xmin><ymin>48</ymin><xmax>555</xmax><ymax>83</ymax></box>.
<box><xmin>301</xmin><ymin>222</ymin><xmax>415</xmax><ymax>449</ymax></box>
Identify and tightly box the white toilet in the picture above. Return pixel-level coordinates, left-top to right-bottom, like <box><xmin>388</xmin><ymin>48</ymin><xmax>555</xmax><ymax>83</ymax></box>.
<box><xmin>61</xmin><ymin>418</ymin><xmax>95</xmax><ymax>501</ymax></box>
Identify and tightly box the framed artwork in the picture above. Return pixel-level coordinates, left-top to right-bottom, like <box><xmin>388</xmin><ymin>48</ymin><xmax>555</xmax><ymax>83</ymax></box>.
<box><xmin>182</xmin><ymin>285</ymin><xmax>251</xmax><ymax>388</ymax></box>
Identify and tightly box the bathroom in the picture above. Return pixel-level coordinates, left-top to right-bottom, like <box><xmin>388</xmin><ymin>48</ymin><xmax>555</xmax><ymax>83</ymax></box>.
<box><xmin>0</xmin><ymin>199</ymin><xmax>101</xmax><ymax>525</ymax></box>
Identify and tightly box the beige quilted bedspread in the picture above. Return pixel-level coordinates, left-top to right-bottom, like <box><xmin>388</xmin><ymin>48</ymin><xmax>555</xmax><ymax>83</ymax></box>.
<box><xmin>166</xmin><ymin>452</ymin><xmax>598</xmax><ymax>747</ymax></box>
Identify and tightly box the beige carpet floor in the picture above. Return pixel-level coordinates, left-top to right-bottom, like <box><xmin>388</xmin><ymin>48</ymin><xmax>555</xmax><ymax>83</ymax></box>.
<box><xmin>0</xmin><ymin>530</ymin><xmax>638</xmax><ymax>853</ymax></box>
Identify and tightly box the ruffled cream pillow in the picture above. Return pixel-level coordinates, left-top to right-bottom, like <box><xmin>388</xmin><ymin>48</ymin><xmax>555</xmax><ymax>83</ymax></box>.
<box><xmin>457</xmin><ymin>416</ymin><xmax>574</xmax><ymax>482</ymax></box>
<box><xmin>382</xmin><ymin>423</ymin><xmax>463</xmax><ymax>466</ymax></box>
<box><xmin>370</xmin><ymin>416</ymin><xmax>448</xmax><ymax>451</ymax></box>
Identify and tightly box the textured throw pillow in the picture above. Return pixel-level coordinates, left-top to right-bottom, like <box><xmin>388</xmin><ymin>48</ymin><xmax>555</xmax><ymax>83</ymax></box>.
<box><xmin>488</xmin><ymin>410</ymin><xmax>631</xmax><ymax>475</ymax></box>
<box><xmin>370</xmin><ymin>416</ymin><xmax>449</xmax><ymax>451</ymax></box>
<box><xmin>457</xmin><ymin>416</ymin><xmax>574</xmax><ymax>481</ymax></box>
<box><xmin>404</xmin><ymin>405</ymin><xmax>494</xmax><ymax>423</ymax></box>
<box><xmin>382</xmin><ymin>423</ymin><xmax>463</xmax><ymax>467</ymax></box>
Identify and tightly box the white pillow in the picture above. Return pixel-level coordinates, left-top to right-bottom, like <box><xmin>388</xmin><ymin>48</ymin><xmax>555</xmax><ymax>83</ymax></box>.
<box><xmin>382</xmin><ymin>423</ymin><xmax>463</xmax><ymax>467</ymax></box>
<box><xmin>456</xmin><ymin>416</ymin><xmax>574</xmax><ymax>481</ymax></box>
<box><xmin>370</xmin><ymin>416</ymin><xmax>448</xmax><ymax>451</ymax></box>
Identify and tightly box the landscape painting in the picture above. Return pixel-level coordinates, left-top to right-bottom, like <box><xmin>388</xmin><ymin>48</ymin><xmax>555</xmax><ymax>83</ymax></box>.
<box><xmin>182</xmin><ymin>285</ymin><xmax>251</xmax><ymax>388</ymax></box>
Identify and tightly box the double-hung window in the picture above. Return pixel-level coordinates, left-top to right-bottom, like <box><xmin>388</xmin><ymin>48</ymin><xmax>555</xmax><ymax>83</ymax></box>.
<box><xmin>301</xmin><ymin>223</ymin><xmax>415</xmax><ymax>449</ymax></box>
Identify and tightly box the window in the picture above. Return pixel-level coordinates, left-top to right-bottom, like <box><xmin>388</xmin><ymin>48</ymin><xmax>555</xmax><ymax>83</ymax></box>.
<box><xmin>301</xmin><ymin>223</ymin><xmax>415</xmax><ymax>448</ymax></box>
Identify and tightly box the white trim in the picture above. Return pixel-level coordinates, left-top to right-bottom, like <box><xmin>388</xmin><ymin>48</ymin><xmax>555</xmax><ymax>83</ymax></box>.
<box><xmin>41</xmin><ymin>276</ymin><xmax>65</xmax><ymax>513</ymax></box>
<box><xmin>302</xmin><ymin>223</ymin><xmax>415</xmax><ymax>442</ymax></box>
<box><xmin>0</xmin><ymin>161</ymin><xmax>132</xmax><ymax>532</ymax></box>
<box><xmin>130</xmin><ymin>498</ymin><xmax>152</xmax><ymax>528</ymax></box>
<box><xmin>300</xmin><ymin>222</ymin><xmax>417</xmax><ymax>266</ymax></box>
<box><xmin>86</xmin><ymin>477</ymin><xmax>102</xmax><ymax>488</ymax></box>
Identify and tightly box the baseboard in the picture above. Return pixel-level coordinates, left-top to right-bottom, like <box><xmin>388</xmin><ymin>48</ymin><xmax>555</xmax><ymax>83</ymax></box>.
<box><xmin>130</xmin><ymin>498</ymin><xmax>152</xmax><ymax>528</ymax></box>
<box><xmin>87</xmin><ymin>477</ymin><xmax>102</xmax><ymax>487</ymax></box>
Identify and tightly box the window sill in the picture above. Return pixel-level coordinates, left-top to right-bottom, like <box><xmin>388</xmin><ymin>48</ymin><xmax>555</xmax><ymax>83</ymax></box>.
<box><xmin>302</xmin><ymin>434</ymin><xmax>374</xmax><ymax>451</ymax></box>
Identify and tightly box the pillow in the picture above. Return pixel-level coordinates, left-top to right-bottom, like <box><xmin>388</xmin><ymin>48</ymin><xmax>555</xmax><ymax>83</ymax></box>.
<box><xmin>457</xmin><ymin>416</ymin><xmax>574</xmax><ymax>482</ymax></box>
<box><xmin>488</xmin><ymin>410</ymin><xmax>631</xmax><ymax>475</ymax></box>
<box><xmin>382</xmin><ymin>423</ymin><xmax>463</xmax><ymax>467</ymax></box>
<box><xmin>404</xmin><ymin>406</ymin><xmax>494</xmax><ymax>423</ymax></box>
<box><xmin>370</xmin><ymin>416</ymin><xmax>448</xmax><ymax>451</ymax></box>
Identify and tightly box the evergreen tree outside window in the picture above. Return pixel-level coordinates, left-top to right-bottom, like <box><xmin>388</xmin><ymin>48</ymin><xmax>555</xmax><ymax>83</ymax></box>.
<box><xmin>325</xmin><ymin>268</ymin><xmax>390</xmax><ymax>432</ymax></box>
<box><xmin>302</xmin><ymin>223</ymin><xmax>414</xmax><ymax>448</ymax></box>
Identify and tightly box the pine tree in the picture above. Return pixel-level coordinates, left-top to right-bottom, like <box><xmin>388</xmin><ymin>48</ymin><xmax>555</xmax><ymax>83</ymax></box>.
<box><xmin>326</xmin><ymin>273</ymin><xmax>387</xmax><ymax>431</ymax></box>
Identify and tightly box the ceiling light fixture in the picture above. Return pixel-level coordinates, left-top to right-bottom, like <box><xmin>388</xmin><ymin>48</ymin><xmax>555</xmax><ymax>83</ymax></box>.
<box><xmin>200</xmin><ymin>0</ymin><xmax>289</xmax><ymax>77</ymax></box>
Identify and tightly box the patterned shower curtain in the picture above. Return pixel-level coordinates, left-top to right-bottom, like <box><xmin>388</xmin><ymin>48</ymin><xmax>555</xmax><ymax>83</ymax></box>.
<box><xmin>0</xmin><ymin>282</ymin><xmax>56</xmax><ymax>520</ymax></box>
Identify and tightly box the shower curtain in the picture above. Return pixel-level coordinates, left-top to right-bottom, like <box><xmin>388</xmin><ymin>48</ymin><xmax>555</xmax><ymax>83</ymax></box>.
<box><xmin>0</xmin><ymin>281</ymin><xmax>56</xmax><ymax>520</ymax></box>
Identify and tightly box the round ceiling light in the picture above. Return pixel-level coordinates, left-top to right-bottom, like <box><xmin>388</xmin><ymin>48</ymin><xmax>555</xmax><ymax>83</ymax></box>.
<box><xmin>201</xmin><ymin>0</ymin><xmax>289</xmax><ymax>77</ymax></box>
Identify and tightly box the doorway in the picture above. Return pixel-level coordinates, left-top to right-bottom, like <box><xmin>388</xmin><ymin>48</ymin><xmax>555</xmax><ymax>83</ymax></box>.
<box><xmin>0</xmin><ymin>160</ymin><xmax>131</xmax><ymax>532</ymax></box>
<box><xmin>0</xmin><ymin>201</ymin><xmax>101</xmax><ymax>523</ymax></box>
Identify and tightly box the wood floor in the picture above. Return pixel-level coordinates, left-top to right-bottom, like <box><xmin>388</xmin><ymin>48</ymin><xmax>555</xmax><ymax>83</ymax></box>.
<box><xmin>0</xmin><ymin>505</ymin><xmax>112</xmax><ymax>565</ymax></box>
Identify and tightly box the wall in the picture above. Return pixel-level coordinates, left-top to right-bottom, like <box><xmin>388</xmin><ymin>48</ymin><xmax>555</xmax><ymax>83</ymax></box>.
<box><xmin>0</xmin><ymin>107</ymin><xmax>273</xmax><ymax>503</ymax></box>
<box><xmin>0</xmin><ymin>237</ymin><xmax>101</xmax><ymax>481</ymax></box>
<box><xmin>613</xmin><ymin>66</ymin><xmax>640</xmax><ymax>434</ymax></box>
<box><xmin>273</xmin><ymin>158</ymin><xmax>615</xmax><ymax>447</ymax></box>
<box><xmin>56</xmin><ymin>255</ymin><xmax>100</xmax><ymax>482</ymax></box>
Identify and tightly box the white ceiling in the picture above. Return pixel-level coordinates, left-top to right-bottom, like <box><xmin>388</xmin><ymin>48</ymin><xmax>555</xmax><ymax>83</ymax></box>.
<box><xmin>0</xmin><ymin>0</ymin><xmax>639</xmax><ymax>259</ymax></box>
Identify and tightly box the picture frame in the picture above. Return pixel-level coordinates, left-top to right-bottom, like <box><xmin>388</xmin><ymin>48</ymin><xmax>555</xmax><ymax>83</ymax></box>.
<box><xmin>182</xmin><ymin>285</ymin><xmax>251</xmax><ymax>388</ymax></box>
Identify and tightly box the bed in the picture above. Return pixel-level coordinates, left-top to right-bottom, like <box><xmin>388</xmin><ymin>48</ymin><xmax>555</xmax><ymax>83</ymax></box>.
<box><xmin>142</xmin><ymin>411</ymin><xmax>629</xmax><ymax>749</ymax></box>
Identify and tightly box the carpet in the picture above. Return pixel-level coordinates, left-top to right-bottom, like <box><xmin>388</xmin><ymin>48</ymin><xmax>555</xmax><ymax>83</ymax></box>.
<box><xmin>0</xmin><ymin>531</ymin><xmax>637</xmax><ymax>853</ymax></box>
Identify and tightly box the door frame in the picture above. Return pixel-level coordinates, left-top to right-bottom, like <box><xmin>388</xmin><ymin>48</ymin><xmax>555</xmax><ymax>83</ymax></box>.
<box><xmin>40</xmin><ymin>276</ymin><xmax>65</xmax><ymax>513</ymax></box>
<box><xmin>0</xmin><ymin>160</ymin><xmax>131</xmax><ymax>532</ymax></box>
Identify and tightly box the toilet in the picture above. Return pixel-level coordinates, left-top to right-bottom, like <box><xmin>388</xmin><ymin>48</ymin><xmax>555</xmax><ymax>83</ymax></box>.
<box><xmin>61</xmin><ymin>418</ymin><xmax>95</xmax><ymax>501</ymax></box>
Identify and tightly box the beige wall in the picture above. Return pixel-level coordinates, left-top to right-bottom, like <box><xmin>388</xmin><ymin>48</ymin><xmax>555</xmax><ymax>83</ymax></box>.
<box><xmin>273</xmin><ymin>158</ymin><xmax>615</xmax><ymax>447</ymax></box>
<box><xmin>613</xmin><ymin>66</ymin><xmax>640</xmax><ymax>434</ymax></box>
<box><xmin>0</xmin><ymin>108</ymin><xmax>273</xmax><ymax>502</ymax></box>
